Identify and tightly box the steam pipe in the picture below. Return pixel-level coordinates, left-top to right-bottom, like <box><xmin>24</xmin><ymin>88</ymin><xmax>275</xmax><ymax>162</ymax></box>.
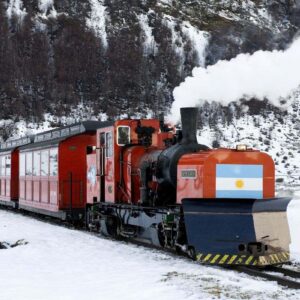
<box><xmin>180</xmin><ymin>107</ymin><xmax>198</xmax><ymax>145</ymax></box>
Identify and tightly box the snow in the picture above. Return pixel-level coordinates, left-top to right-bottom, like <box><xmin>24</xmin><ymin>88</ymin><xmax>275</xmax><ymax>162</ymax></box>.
<box><xmin>218</xmin><ymin>10</ymin><xmax>241</xmax><ymax>22</ymax></box>
<box><xmin>287</xmin><ymin>196</ymin><xmax>300</xmax><ymax>262</ymax></box>
<box><xmin>87</xmin><ymin>0</ymin><xmax>108</xmax><ymax>48</ymax></box>
<box><xmin>138</xmin><ymin>14</ymin><xmax>157</xmax><ymax>55</ymax></box>
<box><xmin>181</xmin><ymin>21</ymin><xmax>209</xmax><ymax>66</ymax></box>
<box><xmin>37</xmin><ymin>0</ymin><xmax>57</xmax><ymax>18</ymax></box>
<box><xmin>0</xmin><ymin>195</ymin><xmax>299</xmax><ymax>300</ymax></box>
<box><xmin>38</xmin><ymin>0</ymin><xmax>52</xmax><ymax>14</ymax></box>
<box><xmin>163</xmin><ymin>15</ymin><xmax>209</xmax><ymax>71</ymax></box>
<box><xmin>6</xmin><ymin>0</ymin><xmax>27</xmax><ymax>20</ymax></box>
<box><xmin>211</xmin><ymin>0</ymin><xmax>284</xmax><ymax>32</ymax></box>
<box><xmin>159</xmin><ymin>0</ymin><xmax>172</xmax><ymax>5</ymax></box>
<box><xmin>163</xmin><ymin>16</ymin><xmax>185</xmax><ymax>60</ymax></box>
<box><xmin>138</xmin><ymin>11</ymin><xmax>208</xmax><ymax>63</ymax></box>
<box><xmin>0</xmin><ymin>104</ymin><xmax>109</xmax><ymax>141</ymax></box>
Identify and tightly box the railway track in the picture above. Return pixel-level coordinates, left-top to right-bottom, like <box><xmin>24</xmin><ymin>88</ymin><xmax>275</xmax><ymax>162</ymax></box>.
<box><xmin>2</xmin><ymin>206</ymin><xmax>300</xmax><ymax>290</ymax></box>
<box><xmin>234</xmin><ymin>265</ymin><xmax>300</xmax><ymax>289</ymax></box>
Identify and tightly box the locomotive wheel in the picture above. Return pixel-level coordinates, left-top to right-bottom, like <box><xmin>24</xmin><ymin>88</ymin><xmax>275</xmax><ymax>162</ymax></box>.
<box><xmin>106</xmin><ymin>216</ymin><xmax>121</xmax><ymax>238</ymax></box>
<box><xmin>187</xmin><ymin>246</ymin><xmax>196</xmax><ymax>260</ymax></box>
<box><xmin>85</xmin><ymin>206</ymin><xmax>100</xmax><ymax>232</ymax></box>
<box><xmin>157</xmin><ymin>223</ymin><xmax>166</xmax><ymax>247</ymax></box>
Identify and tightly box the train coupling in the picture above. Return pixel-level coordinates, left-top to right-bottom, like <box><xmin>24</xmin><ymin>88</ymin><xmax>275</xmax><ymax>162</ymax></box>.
<box><xmin>238</xmin><ymin>242</ymin><xmax>268</xmax><ymax>256</ymax></box>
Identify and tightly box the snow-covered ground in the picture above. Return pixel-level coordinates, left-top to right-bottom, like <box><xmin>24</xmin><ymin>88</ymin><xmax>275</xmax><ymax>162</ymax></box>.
<box><xmin>288</xmin><ymin>192</ymin><xmax>300</xmax><ymax>262</ymax></box>
<box><xmin>0</xmin><ymin>196</ymin><xmax>299</xmax><ymax>300</ymax></box>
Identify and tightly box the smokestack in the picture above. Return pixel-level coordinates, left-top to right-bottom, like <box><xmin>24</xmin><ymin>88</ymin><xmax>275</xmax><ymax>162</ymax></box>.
<box><xmin>180</xmin><ymin>107</ymin><xmax>198</xmax><ymax>145</ymax></box>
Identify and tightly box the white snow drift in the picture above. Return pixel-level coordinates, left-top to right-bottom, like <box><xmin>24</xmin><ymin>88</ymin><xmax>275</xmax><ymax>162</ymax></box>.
<box><xmin>0</xmin><ymin>196</ymin><xmax>299</xmax><ymax>300</ymax></box>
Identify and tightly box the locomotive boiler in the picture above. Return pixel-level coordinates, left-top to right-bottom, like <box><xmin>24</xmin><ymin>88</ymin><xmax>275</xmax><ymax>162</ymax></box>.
<box><xmin>86</xmin><ymin>107</ymin><xmax>292</xmax><ymax>266</ymax></box>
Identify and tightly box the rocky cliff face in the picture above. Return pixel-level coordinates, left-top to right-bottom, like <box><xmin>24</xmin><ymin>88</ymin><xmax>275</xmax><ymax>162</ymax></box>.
<box><xmin>1</xmin><ymin>0</ymin><xmax>299</xmax><ymax>122</ymax></box>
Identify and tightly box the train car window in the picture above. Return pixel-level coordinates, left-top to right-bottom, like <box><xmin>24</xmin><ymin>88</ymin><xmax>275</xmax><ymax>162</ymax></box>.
<box><xmin>6</xmin><ymin>155</ymin><xmax>11</xmax><ymax>177</ymax></box>
<box><xmin>49</xmin><ymin>148</ymin><xmax>58</xmax><ymax>176</ymax></box>
<box><xmin>1</xmin><ymin>156</ymin><xmax>5</xmax><ymax>176</ymax></box>
<box><xmin>33</xmin><ymin>151</ymin><xmax>41</xmax><ymax>176</ymax></box>
<box><xmin>106</xmin><ymin>132</ymin><xmax>113</xmax><ymax>158</ymax></box>
<box><xmin>41</xmin><ymin>150</ymin><xmax>49</xmax><ymax>176</ymax></box>
<box><xmin>117</xmin><ymin>126</ymin><xmax>130</xmax><ymax>146</ymax></box>
<box><xmin>100</xmin><ymin>132</ymin><xmax>105</xmax><ymax>146</ymax></box>
<box><xmin>26</xmin><ymin>152</ymin><xmax>33</xmax><ymax>176</ymax></box>
<box><xmin>20</xmin><ymin>153</ymin><xmax>25</xmax><ymax>176</ymax></box>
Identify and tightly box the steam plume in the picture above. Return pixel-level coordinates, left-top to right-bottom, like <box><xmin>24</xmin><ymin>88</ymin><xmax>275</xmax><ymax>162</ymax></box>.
<box><xmin>170</xmin><ymin>37</ymin><xmax>300</xmax><ymax>122</ymax></box>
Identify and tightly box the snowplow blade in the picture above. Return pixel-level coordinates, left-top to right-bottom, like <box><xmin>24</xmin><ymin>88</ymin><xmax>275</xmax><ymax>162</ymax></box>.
<box><xmin>182</xmin><ymin>197</ymin><xmax>292</xmax><ymax>266</ymax></box>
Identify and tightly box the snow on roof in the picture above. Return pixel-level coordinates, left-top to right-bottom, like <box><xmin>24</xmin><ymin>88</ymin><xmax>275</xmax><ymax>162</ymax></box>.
<box><xmin>18</xmin><ymin>121</ymin><xmax>113</xmax><ymax>150</ymax></box>
<box><xmin>0</xmin><ymin>136</ymin><xmax>33</xmax><ymax>152</ymax></box>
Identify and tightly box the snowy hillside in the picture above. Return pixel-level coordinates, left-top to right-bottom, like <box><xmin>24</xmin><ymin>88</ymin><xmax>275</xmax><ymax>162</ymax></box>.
<box><xmin>0</xmin><ymin>195</ymin><xmax>299</xmax><ymax>300</ymax></box>
<box><xmin>1</xmin><ymin>0</ymin><xmax>300</xmax><ymax>185</ymax></box>
<box><xmin>1</xmin><ymin>0</ymin><xmax>300</xmax><ymax>121</ymax></box>
<box><xmin>193</xmin><ymin>94</ymin><xmax>300</xmax><ymax>186</ymax></box>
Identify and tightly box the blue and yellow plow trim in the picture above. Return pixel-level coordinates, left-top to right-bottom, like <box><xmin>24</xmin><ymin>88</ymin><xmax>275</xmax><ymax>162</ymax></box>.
<box><xmin>181</xmin><ymin>197</ymin><xmax>292</xmax><ymax>267</ymax></box>
<box><xmin>196</xmin><ymin>252</ymin><xmax>290</xmax><ymax>266</ymax></box>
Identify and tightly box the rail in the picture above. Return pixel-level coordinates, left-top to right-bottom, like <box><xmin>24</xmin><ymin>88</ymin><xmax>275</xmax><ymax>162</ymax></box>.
<box><xmin>234</xmin><ymin>266</ymin><xmax>300</xmax><ymax>289</ymax></box>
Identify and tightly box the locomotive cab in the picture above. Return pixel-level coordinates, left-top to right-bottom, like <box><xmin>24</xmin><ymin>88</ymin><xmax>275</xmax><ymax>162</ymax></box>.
<box><xmin>86</xmin><ymin>119</ymin><xmax>175</xmax><ymax>205</ymax></box>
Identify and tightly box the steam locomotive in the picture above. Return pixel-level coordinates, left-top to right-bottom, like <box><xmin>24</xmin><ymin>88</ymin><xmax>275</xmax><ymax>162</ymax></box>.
<box><xmin>0</xmin><ymin>108</ymin><xmax>291</xmax><ymax>267</ymax></box>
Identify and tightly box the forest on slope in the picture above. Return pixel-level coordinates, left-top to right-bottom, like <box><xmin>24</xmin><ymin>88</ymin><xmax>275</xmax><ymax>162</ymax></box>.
<box><xmin>1</xmin><ymin>0</ymin><xmax>300</xmax><ymax>127</ymax></box>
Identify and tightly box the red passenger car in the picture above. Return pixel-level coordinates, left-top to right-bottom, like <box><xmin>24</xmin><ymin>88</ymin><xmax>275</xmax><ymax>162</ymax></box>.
<box><xmin>0</xmin><ymin>137</ymin><xmax>33</xmax><ymax>208</ymax></box>
<box><xmin>18</xmin><ymin>121</ymin><xmax>110</xmax><ymax>220</ymax></box>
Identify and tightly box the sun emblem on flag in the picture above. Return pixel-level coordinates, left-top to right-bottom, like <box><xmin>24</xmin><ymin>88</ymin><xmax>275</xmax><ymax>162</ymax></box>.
<box><xmin>235</xmin><ymin>179</ymin><xmax>244</xmax><ymax>189</ymax></box>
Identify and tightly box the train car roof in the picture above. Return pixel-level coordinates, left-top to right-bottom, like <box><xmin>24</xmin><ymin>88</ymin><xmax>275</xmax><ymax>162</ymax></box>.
<box><xmin>0</xmin><ymin>136</ymin><xmax>34</xmax><ymax>152</ymax></box>
<box><xmin>19</xmin><ymin>121</ymin><xmax>114</xmax><ymax>150</ymax></box>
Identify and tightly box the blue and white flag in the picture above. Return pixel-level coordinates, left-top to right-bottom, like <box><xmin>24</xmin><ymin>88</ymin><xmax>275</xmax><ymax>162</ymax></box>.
<box><xmin>216</xmin><ymin>164</ymin><xmax>263</xmax><ymax>199</ymax></box>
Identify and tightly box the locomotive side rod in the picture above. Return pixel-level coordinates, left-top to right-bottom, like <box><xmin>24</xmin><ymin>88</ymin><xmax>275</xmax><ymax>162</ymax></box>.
<box><xmin>233</xmin><ymin>266</ymin><xmax>300</xmax><ymax>289</ymax></box>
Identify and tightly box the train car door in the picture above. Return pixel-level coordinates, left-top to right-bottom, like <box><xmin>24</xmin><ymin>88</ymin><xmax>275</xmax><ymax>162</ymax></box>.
<box><xmin>99</xmin><ymin>132</ymin><xmax>105</xmax><ymax>202</ymax></box>
<box><xmin>98</xmin><ymin>128</ymin><xmax>115</xmax><ymax>203</ymax></box>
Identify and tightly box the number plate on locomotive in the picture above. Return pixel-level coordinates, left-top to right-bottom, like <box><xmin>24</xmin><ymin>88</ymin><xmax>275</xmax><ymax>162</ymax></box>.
<box><xmin>181</xmin><ymin>169</ymin><xmax>197</xmax><ymax>179</ymax></box>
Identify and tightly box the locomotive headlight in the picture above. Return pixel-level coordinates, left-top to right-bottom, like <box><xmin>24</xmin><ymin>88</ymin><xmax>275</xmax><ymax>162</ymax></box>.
<box><xmin>236</xmin><ymin>144</ymin><xmax>247</xmax><ymax>151</ymax></box>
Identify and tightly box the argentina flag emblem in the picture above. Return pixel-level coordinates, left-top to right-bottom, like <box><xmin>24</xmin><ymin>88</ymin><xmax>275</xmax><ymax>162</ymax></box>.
<box><xmin>216</xmin><ymin>164</ymin><xmax>263</xmax><ymax>199</ymax></box>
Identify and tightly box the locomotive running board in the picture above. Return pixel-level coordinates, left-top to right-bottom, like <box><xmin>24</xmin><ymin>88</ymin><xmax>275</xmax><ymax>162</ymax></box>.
<box><xmin>181</xmin><ymin>197</ymin><xmax>292</xmax><ymax>266</ymax></box>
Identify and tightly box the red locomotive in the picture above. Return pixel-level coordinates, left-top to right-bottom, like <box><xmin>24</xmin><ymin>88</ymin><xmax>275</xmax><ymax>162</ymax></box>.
<box><xmin>85</xmin><ymin>108</ymin><xmax>291</xmax><ymax>266</ymax></box>
<box><xmin>0</xmin><ymin>108</ymin><xmax>292</xmax><ymax>267</ymax></box>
